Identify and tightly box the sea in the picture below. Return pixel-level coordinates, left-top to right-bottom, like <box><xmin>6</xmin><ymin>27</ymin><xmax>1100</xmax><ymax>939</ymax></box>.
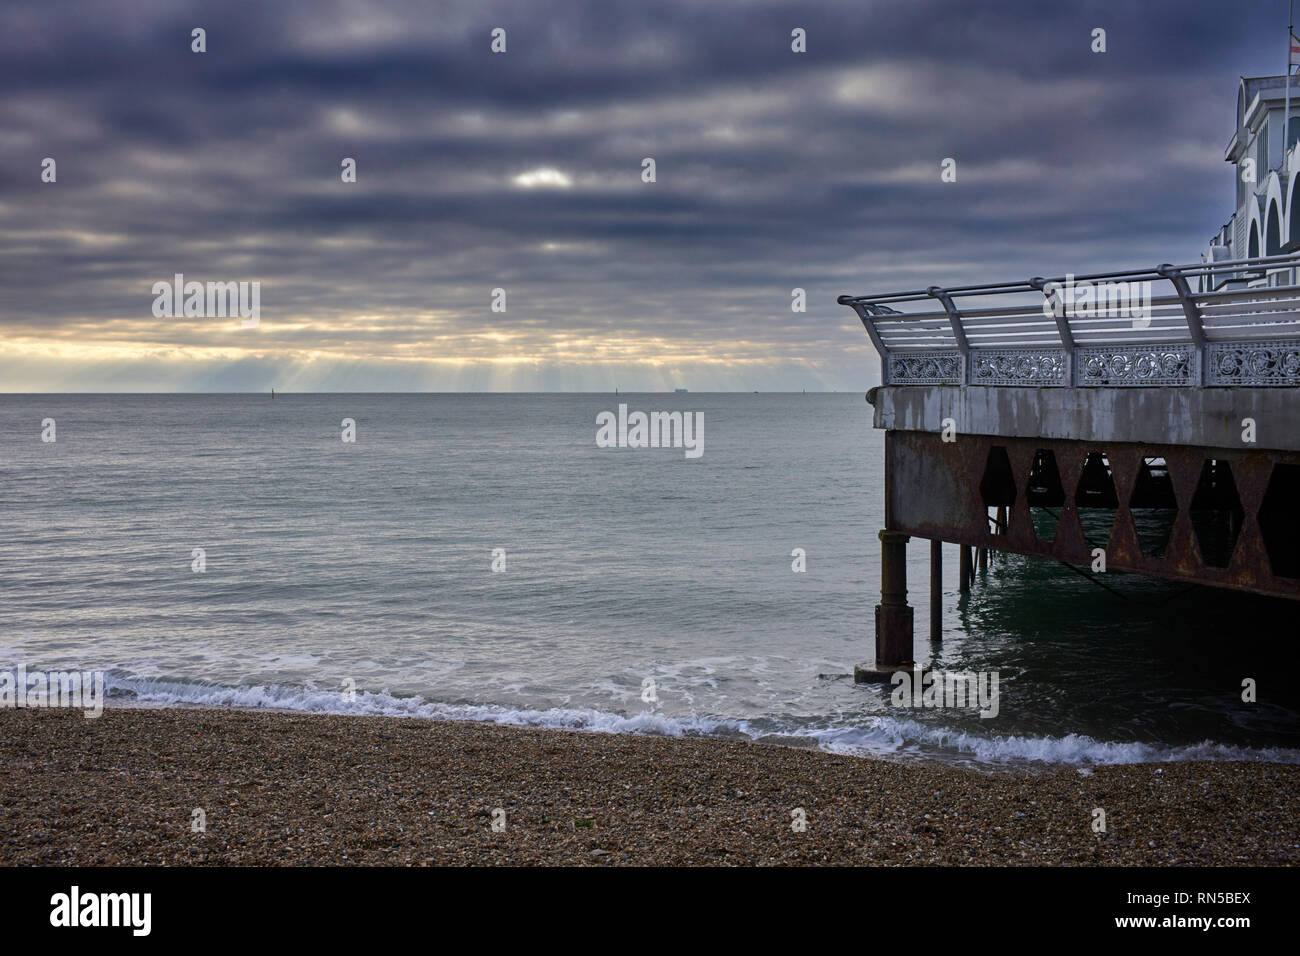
<box><xmin>2</xmin><ymin>393</ymin><xmax>1298</xmax><ymax>768</ymax></box>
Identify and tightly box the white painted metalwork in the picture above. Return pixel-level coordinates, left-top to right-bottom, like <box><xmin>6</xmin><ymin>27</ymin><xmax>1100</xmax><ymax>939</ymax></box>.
<box><xmin>838</xmin><ymin>253</ymin><xmax>1300</xmax><ymax>386</ymax></box>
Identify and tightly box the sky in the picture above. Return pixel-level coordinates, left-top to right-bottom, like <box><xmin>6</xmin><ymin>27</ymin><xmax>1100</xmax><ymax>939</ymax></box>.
<box><xmin>0</xmin><ymin>0</ymin><xmax>1293</xmax><ymax>392</ymax></box>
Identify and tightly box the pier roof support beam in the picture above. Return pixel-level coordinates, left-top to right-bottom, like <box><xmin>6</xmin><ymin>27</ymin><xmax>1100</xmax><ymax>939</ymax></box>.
<box><xmin>928</xmin><ymin>286</ymin><xmax>970</xmax><ymax>362</ymax></box>
<box><xmin>1029</xmin><ymin>276</ymin><xmax>1076</xmax><ymax>350</ymax></box>
<box><xmin>841</xmin><ymin>297</ymin><xmax>892</xmax><ymax>386</ymax></box>
<box><xmin>1031</xmin><ymin>275</ymin><xmax>1076</xmax><ymax>387</ymax></box>
<box><xmin>1156</xmin><ymin>263</ymin><xmax>1206</xmax><ymax>349</ymax></box>
<box><xmin>1157</xmin><ymin>263</ymin><xmax>1206</xmax><ymax>386</ymax></box>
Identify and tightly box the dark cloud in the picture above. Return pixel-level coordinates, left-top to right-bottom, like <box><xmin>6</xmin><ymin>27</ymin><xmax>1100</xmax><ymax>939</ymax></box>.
<box><xmin>0</xmin><ymin>0</ymin><xmax>1285</xmax><ymax>389</ymax></box>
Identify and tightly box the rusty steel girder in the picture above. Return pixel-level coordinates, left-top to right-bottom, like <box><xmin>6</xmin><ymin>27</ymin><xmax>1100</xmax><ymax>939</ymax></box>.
<box><xmin>884</xmin><ymin>430</ymin><xmax>1300</xmax><ymax>600</ymax></box>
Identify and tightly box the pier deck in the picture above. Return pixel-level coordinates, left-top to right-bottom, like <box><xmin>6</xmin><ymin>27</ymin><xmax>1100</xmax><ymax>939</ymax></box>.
<box><xmin>839</xmin><ymin>253</ymin><xmax>1300</xmax><ymax>678</ymax></box>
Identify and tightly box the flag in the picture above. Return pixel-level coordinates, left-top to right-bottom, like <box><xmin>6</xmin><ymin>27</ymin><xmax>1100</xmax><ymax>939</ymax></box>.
<box><xmin>1291</xmin><ymin>31</ymin><xmax>1300</xmax><ymax>69</ymax></box>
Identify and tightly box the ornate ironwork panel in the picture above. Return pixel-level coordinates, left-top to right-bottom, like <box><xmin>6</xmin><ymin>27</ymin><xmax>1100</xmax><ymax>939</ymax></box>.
<box><xmin>888</xmin><ymin>351</ymin><xmax>963</xmax><ymax>385</ymax></box>
<box><xmin>843</xmin><ymin>253</ymin><xmax>1300</xmax><ymax>388</ymax></box>
<box><xmin>970</xmin><ymin>348</ymin><xmax>1067</xmax><ymax>386</ymax></box>
<box><xmin>1205</xmin><ymin>340</ymin><xmax>1300</xmax><ymax>386</ymax></box>
<box><xmin>1076</xmin><ymin>344</ymin><xmax>1198</xmax><ymax>386</ymax></box>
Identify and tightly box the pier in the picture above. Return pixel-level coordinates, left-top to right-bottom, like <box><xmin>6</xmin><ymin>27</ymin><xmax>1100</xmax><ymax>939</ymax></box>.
<box><xmin>838</xmin><ymin>253</ymin><xmax>1300</xmax><ymax>680</ymax></box>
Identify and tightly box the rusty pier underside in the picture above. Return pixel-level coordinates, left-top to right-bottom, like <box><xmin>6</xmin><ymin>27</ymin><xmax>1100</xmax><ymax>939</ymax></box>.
<box><xmin>860</xmin><ymin>386</ymin><xmax>1300</xmax><ymax>680</ymax></box>
<box><xmin>839</xmin><ymin>256</ymin><xmax>1300</xmax><ymax>680</ymax></box>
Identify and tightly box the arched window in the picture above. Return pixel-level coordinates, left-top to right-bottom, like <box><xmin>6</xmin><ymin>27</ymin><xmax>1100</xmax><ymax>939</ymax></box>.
<box><xmin>1250</xmin><ymin>220</ymin><xmax>1261</xmax><ymax>258</ymax></box>
<box><xmin>1268</xmin><ymin>201</ymin><xmax>1282</xmax><ymax>255</ymax></box>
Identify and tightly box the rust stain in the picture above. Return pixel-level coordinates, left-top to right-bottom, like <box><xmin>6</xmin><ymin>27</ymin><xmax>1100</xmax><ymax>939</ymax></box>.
<box><xmin>884</xmin><ymin>431</ymin><xmax>1300</xmax><ymax>601</ymax></box>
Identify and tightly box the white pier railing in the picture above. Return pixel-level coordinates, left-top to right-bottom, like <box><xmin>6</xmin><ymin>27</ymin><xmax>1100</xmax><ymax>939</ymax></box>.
<box><xmin>837</xmin><ymin>253</ymin><xmax>1300</xmax><ymax>387</ymax></box>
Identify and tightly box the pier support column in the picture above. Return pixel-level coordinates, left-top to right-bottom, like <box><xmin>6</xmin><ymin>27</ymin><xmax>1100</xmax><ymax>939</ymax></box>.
<box><xmin>959</xmin><ymin>545</ymin><xmax>972</xmax><ymax>593</ymax></box>
<box><xmin>855</xmin><ymin>530</ymin><xmax>914</xmax><ymax>683</ymax></box>
<box><xmin>929</xmin><ymin>539</ymin><xmax>942</xmax><ymax>642</ymax></box>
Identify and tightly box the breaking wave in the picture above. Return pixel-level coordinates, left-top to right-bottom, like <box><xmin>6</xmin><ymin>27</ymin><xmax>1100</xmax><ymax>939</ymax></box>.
<box><xmin>102</xmin><ymin>673</ymin><xmax>1300</xmax><ymax>768</ymax></box>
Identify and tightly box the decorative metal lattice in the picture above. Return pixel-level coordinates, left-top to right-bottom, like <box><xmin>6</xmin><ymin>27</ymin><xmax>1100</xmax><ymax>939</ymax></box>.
<box><xmin>845</xmin><ymin>253</ymin><xmax>1300</xmax><ymax>388</ymax></box>
<box><xmin>1205</xmin><ymin>340</ymin><xmax>1300</xmax><ymax>386</ymax></box>
<box><xmin>888</xmin><ymin>351</ymin><xmax>963</xmax><ymax>385</ymax></box>
<box><xmin>1076</xmin><ymin>345</ymin><xmax>1197</xmax><ymax>386</ymax></box>
<box><xmin>970</xmin><ymin>349</ymin><xmax>1068</xmax><ymax>386</ymax></box>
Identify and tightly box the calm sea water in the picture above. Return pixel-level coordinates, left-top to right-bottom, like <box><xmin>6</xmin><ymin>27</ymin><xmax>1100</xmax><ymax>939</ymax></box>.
<box><xmin>2</xmin><ymin>393</ymin><xmax>1298</xmax><ymax>767</ymax></box>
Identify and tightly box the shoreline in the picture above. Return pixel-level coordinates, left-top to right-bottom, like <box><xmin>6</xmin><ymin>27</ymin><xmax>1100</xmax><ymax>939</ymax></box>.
<box><xmin>2</xmin><ymin>706</ymin><xmax>1298</xmax><ymax>865</ymax></box>
<box><xmin>91</xmin><ymin>693</ymin><xmax>1300</xmax><ymax>771</ymax></box>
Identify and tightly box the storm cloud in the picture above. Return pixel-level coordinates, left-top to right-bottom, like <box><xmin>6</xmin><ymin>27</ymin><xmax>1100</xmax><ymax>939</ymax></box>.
<box><xmin>0</xmin><ymin>0</ymin><xmax>1284</xmax><ymax>390</ymax></box>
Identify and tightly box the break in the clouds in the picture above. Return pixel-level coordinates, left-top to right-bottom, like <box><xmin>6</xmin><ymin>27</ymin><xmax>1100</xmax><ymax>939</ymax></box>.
<box><xmin>0</xmin><ymin>0</ymin><xmax>1286</xmax><ymax>391</ymax></box>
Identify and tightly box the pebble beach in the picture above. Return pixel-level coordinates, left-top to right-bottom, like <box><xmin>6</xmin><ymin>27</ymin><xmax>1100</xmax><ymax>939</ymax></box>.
<box><xmin>1</xmin><ymin>707</ymin><xmax>1297</xmax><ymax>866</ymax></box>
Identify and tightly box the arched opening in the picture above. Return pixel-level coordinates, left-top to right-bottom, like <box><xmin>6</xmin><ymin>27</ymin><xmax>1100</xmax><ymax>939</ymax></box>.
<box><xmin>1290</xmin><ymin>180</ymin><xmax>1300</xmax><ymax>246</ymax></box>
<box><xmin>1249</xmin><ymin>220</ymin><xmax>1261</xmax><ymax>258</ymax></box>
<box><xmin>1268</xmin><ymin>201</ymin><xmax>1282</xmax><ymax>256</ymax></box>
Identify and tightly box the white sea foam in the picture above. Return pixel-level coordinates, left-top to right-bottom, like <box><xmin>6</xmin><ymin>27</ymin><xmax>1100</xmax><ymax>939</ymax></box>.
<box><xmin>802</xmin><ymin>717</ymin><xmax>1300</xmax><ymax>766</ymax></box>
<box><xmin>102</xmin><ymin>674</ymin><xmax>1300</xmax><ymax>768</ymax></box>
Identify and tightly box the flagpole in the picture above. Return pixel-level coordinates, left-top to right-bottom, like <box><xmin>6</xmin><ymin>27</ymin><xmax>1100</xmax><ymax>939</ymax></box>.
<box><xmin>1289</xmin><ymin>0</ymin><xmax>1294</xmax><ymax>162</ymax></box>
